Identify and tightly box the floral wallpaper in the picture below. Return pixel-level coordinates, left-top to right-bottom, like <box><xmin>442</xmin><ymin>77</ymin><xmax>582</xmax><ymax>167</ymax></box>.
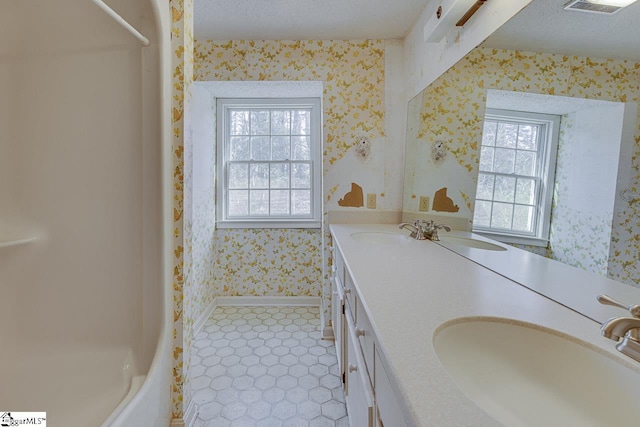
<box><xmin>212</xmin><ymin>229</ymin><xmax>323</xmax><ymax>296</ymax></box>
<box><xmin>547</xmin><ymin>113</ymin><xmax>612</xmax><ymax>275</ymax></box>
<box><xmin>170</xmin><ymin>0</ymin><xmax>194</xmax><ymax>420</ymax></box>
<box><xmin>193</xmin><ymin>40</ymin><xmax>386</xmax><ymax>321</ymax></box>
<box><xmin>182</xmin><ymin>91</ymin><xmax>217</xmax><ymax>422</ymax></box>
<box><xmin>410</xmin><ymin>46</ymin><xmax>640</xmax><ymax>287</ymax></box>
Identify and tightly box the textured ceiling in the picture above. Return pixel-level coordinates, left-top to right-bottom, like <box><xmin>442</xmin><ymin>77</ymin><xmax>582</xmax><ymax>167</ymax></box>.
<box><xmin>194</xmin><ymin>0</ymin><xmax>431</xmax><ymax>40</ymax></box>
<box><xmin>194</xmin><ymin>0</ymin><xmax>639</xmax><ymax>60</ymax></box>
<box><xmin>483</xmin><ymin>0</ymin><xmax>640</xmax><ymax>61</ymax></box>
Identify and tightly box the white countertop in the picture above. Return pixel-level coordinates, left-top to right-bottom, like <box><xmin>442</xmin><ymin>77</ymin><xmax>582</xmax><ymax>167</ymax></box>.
<box><xmin>329</xmin><ymin>223</ymin><xmax>640</xmax><ymax>427</ymax></box>
<box><xmin>434</xmin><ymin>230</ymin><xmax>640</xmax><ymax>324</ymax></box>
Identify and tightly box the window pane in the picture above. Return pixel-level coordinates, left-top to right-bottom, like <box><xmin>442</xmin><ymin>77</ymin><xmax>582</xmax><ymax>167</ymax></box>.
<box><xmin>292</xmin><ymin>110</ymin><xmax>311</xmax><ymax>135</ymax></box>
<box><xmin>482</xmin><ymin>120</ymin><xmax>497</xmax><ymax>147</ymax></box>
<box><xmin>517</xmin><ymin>124</ymin><xmax>538</xmax><ymax>150</ymax></box>
<box><xmin>230</xmin><ymin>136</ymin><xmax>250</xmax><ymax>160</ymax></box>
<box><xmin>251</xmin><ymin>110</ymin><xmax>270</xmax><ymax>135</ymax></box>
<box><xmin>271</xmin><ymin>110</ymin><xmax>291</xmax><ymax>135</ymax></box>
<box><xmin>228</xmin><ymin>163</ymin><xmax>248</xmax><ymax>189</ymax></box>
<box><xmin>473</xmin><ymin>200</ymin><xmax>492</xmax><ymax>228</ymax></box>
<box><xmin>292</xmin><ymin>190</ymin><xmax>311</xmax><ymax>215</ymax></box>
<box><xmin>270</xmin><ymin>163</ymin><xmax>290</xmax><ymax>189</ymax></box>
<box><xmin>513</xmin><ymin>205</ymin><xmax>534</xmax><ymax>232</ymax></box>
<box><xmin>515</xmin><ymin>178</ymin><xmax>536</xmax><ymax>205</ymax></box>
<box><xmin>491</xmin><ymin>202</ymin><xmax>513</xmax><ymax>229</ymax></box>
<box><xmin>292</xmin><ymin>163</ymin><xmax>311</xmax><ymax>189</ymax></box>
<box><xmin>272</xmin><ymin>136</ymin><xmax>290</xmax><ymax>160</ymax></box>
<box><xmin>220</xmin><ymin>98</ymin><xmax>320</xmax><ymax>224</ymax></box>
<box><xmin>494</xmin><ymin>148</ymin><xmax>515</xmax><ymax>174</ymax></box>
<box><xmin>251</xmin><ymin>136</ymin><xmax>270</xmax><ymax>160</ymax></box>
<box><xmin>494</xmin><ymin>176</ymin><xmax>516</xmax><ymax>203</ymax></box>
<box><xmin>479</xmin><ymin>147</ymin><xmax>495</xmax><ymax>172</ymax></box>
<box><xmin>249</xmin><ymin>190</ymin><xmax>269</xmax><ymax>215</ymax></box>
<box><xmin>250</xmin><ymin>164</ymin><xmax>269</xmax><ymax>188</ymax></box>
<box><xmin>515</xmin><ymin>150</ymin><xmax>536</xmax><ymax>176</ymax></box>
<box><xmin>230</xmin><ymin>111</ymin><xmax>250</xmax><ymax>135</ymax></box>
<box><xmin>476</xmin><ymin>173</ymin><xmax>494</xmax><ymax>200</ymax></box>
<box><xmin>228</xmin><ymin>190</ymin><xmax>248</xmax><ymax>217</ymax></box>
<box><xmin>496</xmin><ymin>122</ymin><xmax>518</xmax><ymax>148</ymax></box>
<box><xmin>270</xmin><ymin>190</ymin><xmax>290</xmax><ymax>215</ymax></box>
<box><xmin>292</xmin><ymin>136</ymin><xmax>311</xmax><ymax>160</ymax></box>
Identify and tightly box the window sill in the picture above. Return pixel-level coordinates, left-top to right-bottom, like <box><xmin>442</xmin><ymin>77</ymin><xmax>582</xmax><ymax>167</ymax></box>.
<box><xmin>473</xmin><ymin>230</ymin><xmax>548</xmax><ymax>248</ymax></box>
<box><xmin>216</xmin><ymin>220</ymin><xmax>322</xmax><ymax>230</ymax></box>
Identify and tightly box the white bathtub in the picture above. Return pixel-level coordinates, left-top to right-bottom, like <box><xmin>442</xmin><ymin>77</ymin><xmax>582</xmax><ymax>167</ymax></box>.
<box><xmin>0</xmin><ymin>1</ymin><xmax>172</xmax><ymax>426</ymax></box>
<box><xmin>0</xmin><ymin>342</ymin><xmax>139</xmax><ymax>425</ymax></box>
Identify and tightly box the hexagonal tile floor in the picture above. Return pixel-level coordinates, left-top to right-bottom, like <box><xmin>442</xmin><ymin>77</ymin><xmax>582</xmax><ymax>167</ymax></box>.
<box><xmin>190</xmin><ymin>306</ymin><xmax>349</xmax><ymax>427</ymax></box>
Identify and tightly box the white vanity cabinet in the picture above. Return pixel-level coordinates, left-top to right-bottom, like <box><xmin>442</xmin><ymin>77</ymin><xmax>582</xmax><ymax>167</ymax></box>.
<box><xmin>374</xmin><ymin>348</ymin><xmax>408</xmax><ymax>427</ymax></box>
<box><xmin>345</xmin><ymin>312</ymin><xmax>375</xmax><ymax>427</ymax></box>
<box><xmin>330</xmin><ymin>244</ymin><xmax>345</xmax><ymax>382</ymax></box>
<box><xmin>330</xmin><ymin>233</ymin><xmax>409</xmax><ymax>427</ymax></box>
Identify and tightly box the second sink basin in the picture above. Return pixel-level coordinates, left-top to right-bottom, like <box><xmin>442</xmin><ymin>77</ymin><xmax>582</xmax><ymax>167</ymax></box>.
<box><xmin>433</xmin><ymin>318</ymin><xmax>640</xmax><ymax>426</ymax></box>
<box><xmin>437</xmin><ymin>235</ymin><xmax>507</xmax><ymax>251</ymax></box>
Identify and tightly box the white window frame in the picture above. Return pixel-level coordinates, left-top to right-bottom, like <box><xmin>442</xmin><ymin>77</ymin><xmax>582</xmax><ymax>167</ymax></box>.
<box><xmin>472</xmin><ymin>109</ymin><xmax>560</xmax><ymax>246</ymax></box>
<box><xmin>216</xmin><ymin>97</ymin><xmax>322</xmax><ymax>229</ymax></box>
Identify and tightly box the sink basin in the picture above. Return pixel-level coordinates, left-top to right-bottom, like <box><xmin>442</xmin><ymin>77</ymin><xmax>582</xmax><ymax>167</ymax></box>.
<box><xmin>350</xmin><ymin>232</ymin><xmax>410</xmax><ymax>244</ymax></box>
<box><xmin>438</xmin><ymin>235</ymin><xmax>506</xmax><ymax>251</ymax></box>
<box><xmin>434</xmin><ymin>318</ymin><xmax>640</xmax><ymax>426</ymax></box>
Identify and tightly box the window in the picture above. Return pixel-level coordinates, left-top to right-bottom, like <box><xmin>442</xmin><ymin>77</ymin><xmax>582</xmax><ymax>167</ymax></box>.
<box><xmin>216</xmin><ymin>98</ymin><xmax>322</xmax><ymax>228</ymax></box>
<box><xmin>472</xmin><ymin>109</ymin><xmax>560</xmax><ymax>246</ymax></box>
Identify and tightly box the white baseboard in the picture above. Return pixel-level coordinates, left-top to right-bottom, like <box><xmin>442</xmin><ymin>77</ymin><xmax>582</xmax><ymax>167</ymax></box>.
<box><xmin>183</xmin><ymin>396</ymin><xmax>198</xmax><ymax>427</ymax></box>
<box><xmin>322</xmin><ymin>326</ymin><xmax>335</xmax><ymax>340</ymax></box>
<box><xmin>192</xmin><ymin>296</ymin><xmax>322</xmax><ymax>338</ymax></box>
<box><xmin>215</xmin><ymin>295</ymin><xmax>321</xmax><ymax>307</ymax></box>
<box><xmin>192</xmin><ymin>299</ymin><xmax>218</xmax><ymax>338</ymax></box>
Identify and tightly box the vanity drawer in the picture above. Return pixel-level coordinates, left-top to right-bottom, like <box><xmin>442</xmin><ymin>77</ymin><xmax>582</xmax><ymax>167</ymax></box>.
<box><xmin>355</xmin><ymin>295</ymin><xmax>375</xmax><ymax>374</ymax></box>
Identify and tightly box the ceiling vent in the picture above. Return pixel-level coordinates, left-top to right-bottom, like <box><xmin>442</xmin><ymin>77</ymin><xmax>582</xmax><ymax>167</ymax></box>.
<box><xmin>564</xmin><ymin>0</ymin><xmax>627</xmax><ymax>14</ymax></box>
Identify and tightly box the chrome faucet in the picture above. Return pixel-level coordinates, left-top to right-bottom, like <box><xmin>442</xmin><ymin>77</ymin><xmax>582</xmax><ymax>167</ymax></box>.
<box><xmin>598</xmin><ymin>294</ymin><xmax>640</xmax><ymax>363</ymax></box>
<box><xmin>398</xmin><ymin>220</ymin><xmax>426</xmax><ymax>240</ymax></box>
<box><xmin>398</xmin><ymin>220</ymin><xmax>451</xmax><ymax>241</ymax></box>
<box><xmin>421</xmin><ymin>220</ymin><xmax>451</xmax><ymax>241</ymax></box>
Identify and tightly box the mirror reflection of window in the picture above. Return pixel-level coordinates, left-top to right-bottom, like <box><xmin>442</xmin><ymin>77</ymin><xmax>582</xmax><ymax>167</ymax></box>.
<box><xmin>473</xmin><ymin>109</ymin><xmax>560</xmax><ymax>246</ymax></box>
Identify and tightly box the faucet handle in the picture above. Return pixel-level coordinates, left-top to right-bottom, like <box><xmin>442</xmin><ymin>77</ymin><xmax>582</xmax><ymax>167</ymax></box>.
<box><xmin>598</xmin><ymin>294</ymin><xmax>640</xmax><ymax>318</ymax></box>
<box><xmin>433</xmin><ymin>223</ymin><xmax>451</xmax><ymax>232</ymax></box>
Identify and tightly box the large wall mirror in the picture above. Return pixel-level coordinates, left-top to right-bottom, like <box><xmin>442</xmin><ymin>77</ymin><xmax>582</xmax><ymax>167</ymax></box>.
<box><xmin>403</xmin><ymin>0</ymin><xmax>640</xmax><ymax>290</ymax></box>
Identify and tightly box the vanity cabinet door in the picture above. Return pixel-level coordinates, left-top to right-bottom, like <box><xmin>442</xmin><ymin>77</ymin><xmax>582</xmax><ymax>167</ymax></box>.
<box><xmin>374</xmin><ymin>348</ymin><xmax>407</xmax><ymax>427</ymax></box>
<box><xmin>331</xmin><ymin>275</ymin><xmax>345</xmax><ymax>384</ymax></box>
<box><xmin>333</xmin><ymin>241</ymin><xmax>345</xmax><ymax>286</ymax></box>
<box><xmin>355</xmin><ymin>296</ymin><xmax>375</xmax><ymax>372</ymax></box>
<box><xmin>344</xmin><ymin>269</ymin><xmax>356</xmax><ymax>320</ymax></box>
<box><xmin>346</xmin><ymin>313</ymin><xmax>374</xmax><ymax>427</ymax></box>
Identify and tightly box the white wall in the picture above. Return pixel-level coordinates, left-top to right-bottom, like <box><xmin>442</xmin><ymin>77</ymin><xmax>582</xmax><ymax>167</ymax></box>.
<box><xmin>568</xmin><ymin>106</ymin><xmax>624</xmax><ymax>216</ymax></box>
<box><xmin>550</xmin><ymin>104</ymin><xmax>625</xmax><ymax>275</ymax></box>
